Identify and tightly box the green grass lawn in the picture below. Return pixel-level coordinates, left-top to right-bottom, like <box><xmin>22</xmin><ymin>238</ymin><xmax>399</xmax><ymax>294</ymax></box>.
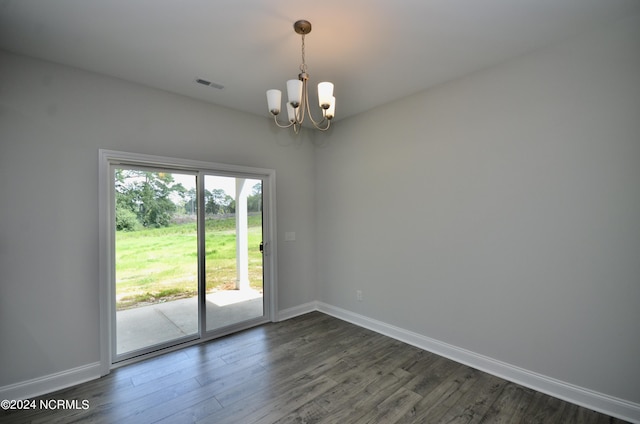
<box><xmin>116</xmin><ymin>216</ymin><xmax>263</xmax><ymax>310</ymax></box>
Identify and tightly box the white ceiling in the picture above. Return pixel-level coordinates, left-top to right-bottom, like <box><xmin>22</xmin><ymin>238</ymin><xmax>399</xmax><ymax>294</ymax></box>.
<box><xmin>2</xmin><ymin>0</ymin><xmax>639</xmax><ymax>122</ymax></box>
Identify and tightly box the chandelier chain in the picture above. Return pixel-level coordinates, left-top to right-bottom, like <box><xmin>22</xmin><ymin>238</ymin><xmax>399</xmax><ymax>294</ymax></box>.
<box><xmin>300</xmin><ymin>34</ymin><xmax>308</xmax><ymax>74</ymax></box>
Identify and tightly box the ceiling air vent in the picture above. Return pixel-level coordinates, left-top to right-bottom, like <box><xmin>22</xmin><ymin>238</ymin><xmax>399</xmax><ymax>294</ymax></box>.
<box><xmin>195</xmin><ymin>78</ymin><xmax>224</xmax><ymax>90</ymax></box>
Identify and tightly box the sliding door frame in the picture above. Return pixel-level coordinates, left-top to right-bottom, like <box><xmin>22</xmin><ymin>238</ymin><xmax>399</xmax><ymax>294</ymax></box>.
<box><xmin>98</xmin><ymin>149</ymin><xmax>278</xmax><ymax>374</ymax></box>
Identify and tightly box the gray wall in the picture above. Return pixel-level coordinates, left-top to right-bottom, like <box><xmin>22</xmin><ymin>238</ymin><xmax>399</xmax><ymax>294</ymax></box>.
<box><xmin>0</xmin><ymin>51</ymin><xmax>317</xmax><ymax>386</ymax></box>
<box><xmin>1</xmin><ymin>12</ymin><xmax>639</xmax><ymax>409</ymax></box>
<box><xmin>315</xmin><ymin>15</ymin><xmax>640</xmax><ymax>403</ymax></box>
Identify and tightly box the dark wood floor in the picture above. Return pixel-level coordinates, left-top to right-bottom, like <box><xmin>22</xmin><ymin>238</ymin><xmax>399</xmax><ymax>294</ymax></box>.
<box><xmin>1</xmin><ymin>312</ymin><xmax>629</xmax><ymax>424</ymax></box>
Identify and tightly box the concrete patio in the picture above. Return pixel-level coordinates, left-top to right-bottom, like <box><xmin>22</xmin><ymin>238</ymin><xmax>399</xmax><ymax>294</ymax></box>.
<box><xmin>116</xmin><ymin>289</ymin><xmax>263</xmax><ymax>354</ymax></box>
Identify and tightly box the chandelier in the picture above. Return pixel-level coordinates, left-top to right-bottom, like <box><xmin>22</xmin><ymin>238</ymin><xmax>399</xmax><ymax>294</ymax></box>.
<box><xmin>266</xmin><ymin>20</ymin><xmax>335</xmax><ymax>133</ymax></box>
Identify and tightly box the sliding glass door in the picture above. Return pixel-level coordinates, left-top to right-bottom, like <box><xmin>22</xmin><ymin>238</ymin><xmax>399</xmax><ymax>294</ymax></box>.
<box><xmin>107</xmin><ymin>157</ymin><xmax>270</xmax><ymax>363</ymax></box>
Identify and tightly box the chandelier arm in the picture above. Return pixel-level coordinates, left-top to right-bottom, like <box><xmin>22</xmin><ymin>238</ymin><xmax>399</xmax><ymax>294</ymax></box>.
<box><xmin>312</xmin><ymin>119</ymin><xmax>331</xmax><ymax>131</ymax></box>
<box><xmin>272</xmin><ymin>114</ymin><xmax>295</xmax><ymax>129</ymax></box>
<box><xmin>317</xmin><ymin>119</ymin><xmax>331</xmax><ymax>131</ymax></box>
<box><xmin>295</xmin><ymin>80</ymin><xmax>306</xmax><ymax>125</ymax></box>
<box><xmin>302</xmin><ymin>82</ymin><xmax>330</xmax><ymax>130</ymax></box>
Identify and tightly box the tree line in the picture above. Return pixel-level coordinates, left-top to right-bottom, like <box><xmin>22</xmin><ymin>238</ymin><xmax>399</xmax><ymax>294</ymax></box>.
<box><xmin>115</xmin><ymin>169</ymin><xmax>262</xmax><ymax>231</ymax></box>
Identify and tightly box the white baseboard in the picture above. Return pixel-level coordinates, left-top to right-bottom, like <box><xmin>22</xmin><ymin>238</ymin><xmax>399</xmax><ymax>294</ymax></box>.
<box><xmin>277</xmin><ymin>301</ymin><xmax>318</xmax><ymax>321</ymax></box>
<box><xmin>315</xmin><ymin>302</ymin><xmax>640</xmax><ymax>424</ymax></box>
<box><xmin>0</xmin><ymin>362</ymin><xmax>102</xmax><ymax>401</ymax></box>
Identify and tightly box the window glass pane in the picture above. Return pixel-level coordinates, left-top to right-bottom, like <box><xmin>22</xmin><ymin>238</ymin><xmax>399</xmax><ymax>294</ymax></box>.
<box><xmin>204</xmin><ymin>176</ymin><xmax>264</xmax><ymax>332</ymax></box>
<box><xmin>115</xmin><ymin>169</ymin><xmax>198</xmax><ymax>355</ymax></box>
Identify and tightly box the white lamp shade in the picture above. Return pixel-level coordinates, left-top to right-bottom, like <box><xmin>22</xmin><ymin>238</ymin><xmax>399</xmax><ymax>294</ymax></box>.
<box><xmin>318</xmin><ymin>82</ymin><xmax>334</xmax><ymax>109</ymax></box>
<box><xmin>286</xmin><ymin>103</ymin><xmax>296</xmax><ymax>123</ymax></box>
<box><xmin>326</xmin><ymin>96</ymin><xmax>336</xmax><ymax>119</ymax></box>
<box><xmin>266</xmin><ymin>89</ymin><xmax>281</xmax><ymax>115</ymax></box>
<box><xmin>286</xmin><ymin>79</ymin><xmax>303</xmax><ymax>107</ymax></box>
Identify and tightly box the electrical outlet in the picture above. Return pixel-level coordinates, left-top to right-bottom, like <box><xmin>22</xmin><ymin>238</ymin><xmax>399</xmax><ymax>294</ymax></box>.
<box><xmin>356</xmin><ymin>290</ymin><xmax>363</xmax><ymax>302</ymax></box>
